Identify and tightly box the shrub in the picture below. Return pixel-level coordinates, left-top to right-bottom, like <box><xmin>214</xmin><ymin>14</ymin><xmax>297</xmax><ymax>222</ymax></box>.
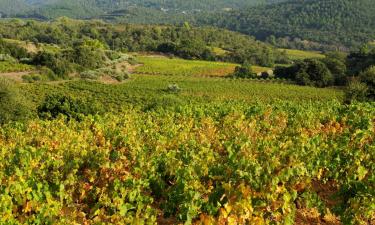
<box><xmin>22</xmin><ymin>74</ymin><xmax>42</xmax><ymax>83</ymax></box>
<box><xmin>80</xmin><ymin>70</ymin><xmax>99</xmax><ymax>80</ymax></box>
<box><xmin>113</xmin><ymin>71</ymin><xmax>129</xmax><ymax>82</ymax></box>
<box><xmin>359</xmin><ymin>66</ymin><xmax>375</xmax><ymax>100</ymax></box>
<box><xmin>0</xmin><ymin>78</ymin><xmax>32</xmax><ymax>124</ymax></box>
<box><xmin>0</xmin><ymin>54</ymin><xmax>16</xmax><ymax>62</ymax></box>
<box><xmin>322</xmin><ymin>57</ymin><xmax>347</xmax><ymax>86</ymax></box>
<box><xmin>166</xmin><ymin>84</ymin><xmax>181</xmax><ymax>93</ymax></box>
<box><xmin>38</xmin><ymin>95</ymin><xmax>104</xmax><ymax>120</ymax></box>
<box><xmin>32</xmin><ymin>51</ymin><xmax>73</xmax><ymax>77</ymax></box>
<box><xmin>232</xmin><ymin>63</ymin><xmax>256</xmax><ymax>78</ymax></box>
<box><xmin>344</xmin><ymin>80</ymin><xmax>369</xmax><ymax>103</ymax></box>
<box><xmin>276</xmin><ymin>59</ymin><xmax>334</xmax><ymax>87</ymax></box>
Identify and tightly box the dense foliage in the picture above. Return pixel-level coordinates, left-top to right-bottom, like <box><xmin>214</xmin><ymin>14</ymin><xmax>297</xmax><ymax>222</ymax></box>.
<box><xmin>0</xmin><ymin>0</ymin><xmax>286</xmax><ymax>18</ymax></box>
<box><xmin>198</xmin><ymin>0</ymin><xmax>375</xmax><ymax>51</ymax></box>
<box><xmin>275</xmin><ymin>59</ymin><xmax>334</xmax><ymax>88</ymax></box>
<box><xmin>232</xmin><ymin>63</ymin><xmax>256</xmax><ymax>79</ymax></box>
<box><xmin>0</xmin><ymin>100</ymin><xmax>373</xmax><ymax>224</ymax></box>
<box><xmin>0</xmin><ymin>19</ymin><xmax>286</xmax><ymax>68</ymax></box>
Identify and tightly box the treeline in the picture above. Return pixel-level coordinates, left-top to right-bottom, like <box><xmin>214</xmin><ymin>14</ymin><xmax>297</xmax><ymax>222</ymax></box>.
<box><xmin>274</xmin><ymin>48</ymin><xmax>375</xmax><ymax>102</ymax></box>
<box><xmin>0</xmin><ymin>18</ymin><xmax>287</xmax><ymax>68</ymax></box>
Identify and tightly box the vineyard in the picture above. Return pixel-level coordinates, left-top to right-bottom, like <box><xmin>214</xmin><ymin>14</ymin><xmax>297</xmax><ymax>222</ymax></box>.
<box><xmin>134</xmin><ymin>56</ymin><xmax>271</xmax><ymax>77</ymax></box>
<box><xmin>0</xmin><ymin>4</ymin><xmax>374</xmax><ymax>225</ymax></box>
<box><xmin>0</xmin><ymin>100</ymin><xmax>373</xmax><ymax>224</ymax></box>
<box><xmin>1</xmin><ymin>48</ymin><xmax>373</xmax><ymax>224</ymax></box>
<box><xmin>22</xmin><ymin>75</ymin><xmax>343</xmax><ymax>113</ymax></box>
<box><xmin>279</xmin><ymin>49</ymin><xmax>325</xmax><ymax>61</ymax></box>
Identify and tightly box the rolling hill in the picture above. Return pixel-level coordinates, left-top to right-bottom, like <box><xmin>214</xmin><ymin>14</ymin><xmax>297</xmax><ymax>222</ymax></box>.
<box><xmin>198</xmin><ymin>0</ymin><xmax>375</xmax><ymax>50</ymax></box>
<box><xmin>0</xmin><ymin>0</ymin><xmax>29</xmax><ymax>16</ymax></box>
<box><xmin>0</xmin><ymin>0</ymin><xmax>287</xmax><ymax>18</ymax></box>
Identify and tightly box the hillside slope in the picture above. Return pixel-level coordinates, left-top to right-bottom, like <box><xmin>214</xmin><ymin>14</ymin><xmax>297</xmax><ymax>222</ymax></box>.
<box><xmin>1</xmin><ymin>0</ymin><xmax>287</xmax><ymax>18</ymax></box>
<box><xmin>0</xmin><ymin>0</ymin><xmax>29</xmax><ymax>16</ymax></box>
<box><xmin>198</xmin><ymin>0</ymin><xmax>375</xmax><ymax>49</ymax></box>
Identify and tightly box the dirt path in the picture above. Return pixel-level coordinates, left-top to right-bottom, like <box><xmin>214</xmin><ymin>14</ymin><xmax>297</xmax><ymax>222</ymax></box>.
<box><xmin>0</xmin><ymin>71</ymin><xmax>35</xmax><ymax>82</ymax></box>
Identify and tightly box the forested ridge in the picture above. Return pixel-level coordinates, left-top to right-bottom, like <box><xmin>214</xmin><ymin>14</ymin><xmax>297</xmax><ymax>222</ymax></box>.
<box><xmin>198</xmin><ymin>0</ymin><xmax>375</xmax><ymax>50</ymax></box>
<box><xmin>0</xmin><ymin>0</ymin><xmax>285</xmax><ymax>18</ymax></box>
<box><xmin>1</xmin><ymin>0</ymin><xmax>374</xmax><ymax>50</ymax></box>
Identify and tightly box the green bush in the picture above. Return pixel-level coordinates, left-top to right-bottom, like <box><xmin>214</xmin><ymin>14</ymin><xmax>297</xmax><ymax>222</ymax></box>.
<box><xmin>166</xmin><ymin>84</ymin><xmax>181</xmax><ymax>93</ymax></box>
<box><xmin>0</xmin><ymin>78</ymin><xmax>32</xmax><ymax>124</ymax></box>
<box><xmin>232</xmin><ymin>63</ymin><xmax>256</xmax><ymax>78</ymax></box>
<box><xmin>275</xmin><ymin>59</ymin><xmax>334</xmax><ymax>87</ymax></box>
<box><xmin>22</xmin><ymin>74</ymin><xmax>42</xmax><ymax>83</ymax></box>
<box><xmin>345</xmin><ymin>80</ymin><xmax>369</xmax><ymax>103</ymax></box>
<box><xmin>359</xmin><ymin>66</ymin><xmax>375</xmax><ymax>100</ymax></box>
<box><xmin>37</xmin><ymin>95</ymin><xmax>104</xmax><ymax>120</ymax></box>
<box><xmin>80</xmin><ymin>70</ymin><xmax>99</xmax><ymax>80</ymax></box>
<box><xmin>113</xmin><ymin>71</ymin><xmax>129</xmax><ymax>82</ymax></box>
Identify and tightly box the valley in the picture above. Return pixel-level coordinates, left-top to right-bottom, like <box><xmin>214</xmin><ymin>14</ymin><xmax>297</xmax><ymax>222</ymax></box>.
<box><xmin>0</xmin><ymin>1</ymin><xmax>374</xmax><ymax>225</ymax></box>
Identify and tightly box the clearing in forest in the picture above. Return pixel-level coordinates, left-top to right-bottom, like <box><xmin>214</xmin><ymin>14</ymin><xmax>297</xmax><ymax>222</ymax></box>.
<box><xmin>279</xmin><ymin>48</ymin><xmax>325</xmax><ymax>61</ymax></box>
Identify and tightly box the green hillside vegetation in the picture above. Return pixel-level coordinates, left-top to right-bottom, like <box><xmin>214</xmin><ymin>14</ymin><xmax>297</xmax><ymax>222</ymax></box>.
<box><xmin>199</xmin><ymin>0</ymin><xmax>375</xmax><ymax>50</ymax></box>
<box><xmin>0</xmin><ymin>0</ymin><xmax>29</xmax><ymax>16</ymax></box>
<box><xmin>1</xmin><ymin>0</ymin><xmax>287</xmax><ymax>18</ymax></box>
<box><xmin>0</xmin><ymin>61</ymin><xmax>34</xmax><ymax>73</ymax></box>
<box><xmin>0</xmin><ymin>16</ymin><xmax>374</xmax><ymax>225</ymax></box>
<box><xmin>0</xmin><ymin>19</ymin><xmax>286</xmax><ymax>75</ymax></box>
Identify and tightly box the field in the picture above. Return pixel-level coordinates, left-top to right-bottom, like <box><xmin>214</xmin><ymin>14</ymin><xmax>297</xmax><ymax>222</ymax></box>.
<box><xmin>134</xmin><ymin>56</ymin><xmax>271</xmax><ymax>77</ymax></box>
<box><xmin>1</xmin><ymin>55</ymin><xmax>374</xmax><ymax>225</ymax></box>
<box><xmin>1</xmin><ymin>94</ymin><xmax>373</xmax><ymax>225</ymax></box>
<box><xmin>279</xmin><ymin>48</ymin><xmax>325</xmax><ymax>61</ymax></box>
<box><xmin>22</xmin><ymin>74</ymin><xmax>343</xmax><ymax>113</ymax></box>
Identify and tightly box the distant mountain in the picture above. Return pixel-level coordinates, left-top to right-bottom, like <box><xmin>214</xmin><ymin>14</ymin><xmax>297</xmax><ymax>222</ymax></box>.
<box><xmin>0</xmin><ymin>0</ymin><xmax>287</xmax><ymax>18</ymax></box>
<box><xmin>198</xmin><ymin>0</ymin><xmax>375</xmax><ymax>49</ymax></box>
<box><xmin>28</xmin><ymin>0</ymin><xmax>102</xmax><ymax>19</ymax></box>
<box><xmin>0</xmin><ymin>0</ymin><xmax>29</xmax><ymax>16</ymax></box>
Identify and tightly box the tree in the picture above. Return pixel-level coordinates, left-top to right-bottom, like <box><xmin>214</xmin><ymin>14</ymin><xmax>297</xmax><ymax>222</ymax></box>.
<box><xmin>345</xmin><ymin>80</ymin><xmax>369</xmax><ymax>103</ymax></box>
<box><xmin>276</xmin><ymin>59</ymin><xmax>333</xmax><ymax>87</ymax></box>
<box><xmin>304</xmin><ymin>59</ymin><xmax>334</xmax><ymax>87</ymax></box>
<box><xmin>359</xmin><ymin>66</ymin><xmax>375</xmax><ymax>99</ymax></box>
<box><xmin>32</xmin><ymin>51</ymin><xmax>72</xmax><ymax>77</ymax></box>
<box><xmin>73</xmin><ymin>42</ymin><xmax>106</xmax><ymax>69</ymax></box>
<box><xmin>322</xmin><ymin>57</ymin><xmax>347</xmax><ymax>86</ymax></box>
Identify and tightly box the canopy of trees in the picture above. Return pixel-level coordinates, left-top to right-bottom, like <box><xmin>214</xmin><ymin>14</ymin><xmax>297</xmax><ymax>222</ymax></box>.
<box><xmin>0</xmin><ymin>19</ymin><xmax>286</xmax><ymax>67</ymax></box>
<box><xmin>197</xmin><ymin>0</ymin><xmax>375</xmax><ymax>51</ymax></box>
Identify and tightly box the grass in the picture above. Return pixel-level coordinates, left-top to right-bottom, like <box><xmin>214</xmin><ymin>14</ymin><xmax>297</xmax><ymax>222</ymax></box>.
<box><xmin>134</xmin><ymin>56</ymin><xmax>271</xmax><ymax>77</ymax></box>
<box><xmin>211</xmin><ymin>47</ymin><xmax>229</xmax><ymax>56</ymax></box>
<box><xmin>0</xmin><ymin>61</ymin><xmax>35</xmax><ymax>73</ymax></box>
<box><xmin>279</xmin><ymin>48</ymin><xmax>325</xmax><ymax>61</ymax></box>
